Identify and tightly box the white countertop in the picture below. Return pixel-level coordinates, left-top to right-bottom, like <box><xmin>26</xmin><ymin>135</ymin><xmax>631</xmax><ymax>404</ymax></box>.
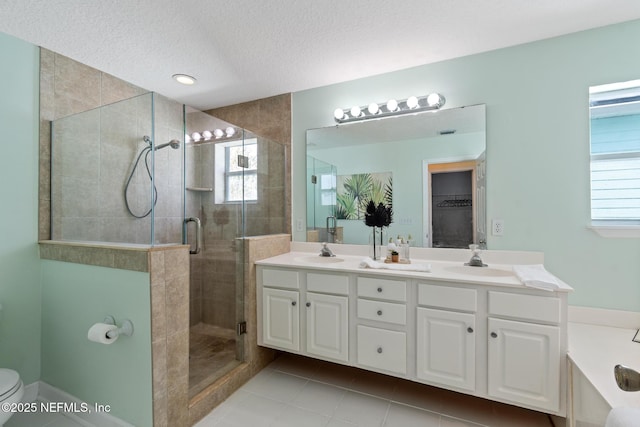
<box><xmin>569</xmin><ymin>322</ymin><xmax>640</xmax><ymax>408</ymax></box>
<box><xmin>255</xmin><ymin>242</ymin><xmax>572</xmax><ymax>292</ymax></box>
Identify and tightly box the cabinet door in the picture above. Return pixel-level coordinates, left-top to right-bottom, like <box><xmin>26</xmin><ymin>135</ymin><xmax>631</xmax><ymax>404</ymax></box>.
<box><xmin>416</xmin><ymin>307</ymin><xmax>476</xmax><ymax>391</ymax></box>
<box><xmin>488</xmin><ymin>318</ymin><xmax>560</xmax><ymax>412</ymax></box>
<box><xmin>306</xmin><ymin>292</ymin><xmax>348</xmax><ymax>362</ymax></box>
<box><xmin>262</xmin><ymin>288</ymin><xmax>299</xmax><ymax>351</ymax></box>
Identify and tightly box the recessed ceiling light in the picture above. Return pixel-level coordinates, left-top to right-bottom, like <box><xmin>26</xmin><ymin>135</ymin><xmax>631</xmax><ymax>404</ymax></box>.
<box><xmin>172</xmin><ymin>74</ymin><xmax>196</xmax><ymax>85</ymax></box>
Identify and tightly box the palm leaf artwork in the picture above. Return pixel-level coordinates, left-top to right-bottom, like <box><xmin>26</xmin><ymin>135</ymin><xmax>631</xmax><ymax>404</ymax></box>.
<box><xmin>342</xmin><ymin>173</ymin><xmax>373</xmax><ymax>219</ymax></box>
<box><xmin>335</xmin><ymin>192</ymin><xmax>357</xmax><ymax>219</ymax></box>
<box><xmin>337</xmin><ymin>172</ymin><xmax>392</xmax><ymax>220</ymax></box>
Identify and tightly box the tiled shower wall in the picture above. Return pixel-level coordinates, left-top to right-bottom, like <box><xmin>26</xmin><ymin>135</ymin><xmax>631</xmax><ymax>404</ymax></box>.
<box><xmin>206</xmin><ymin>94</ymin><xmax>292</xmax><ymax>235</ymax></box>
<box><xmin>41</xmin><ymin>50</ymin><xmax>185</xmax><ymax>245</ymax></box>
<box><xmin>39</xmin><ymin>49</ymin><xmax>147</xmax><ymax>240</ymax></box>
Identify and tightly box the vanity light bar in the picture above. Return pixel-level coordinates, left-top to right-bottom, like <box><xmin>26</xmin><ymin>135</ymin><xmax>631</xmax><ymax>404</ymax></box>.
<box><xmin>333</xmin><ymin>93</ymin><xmax>446</xmax><ymax>124</ymax></box>
<box><xmin>186</xmin><ymin>127</ymin><xmax>238</xmax><ymax>143</ymax></box>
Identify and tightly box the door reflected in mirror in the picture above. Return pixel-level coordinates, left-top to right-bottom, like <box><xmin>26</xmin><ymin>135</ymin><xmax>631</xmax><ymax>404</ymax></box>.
<box><xmin>306</xmin><ymin>104</ymin><xmax>486</xmax><ymax>248</ymax></box>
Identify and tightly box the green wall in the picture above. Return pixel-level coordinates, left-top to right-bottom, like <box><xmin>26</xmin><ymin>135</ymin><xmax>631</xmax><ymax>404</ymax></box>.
<box><xmin>41</xmin><ymin>260</ymin><xmax>152</xmax><ymax>427</ymax></box>
<box><xmin>0</xmin><ymin>32</ymin><xmax>42</xmax><ymax>384</ymax></box>
<box><xmin>0</xmin><ymin>31</ymin><xmax>153</xmax><ymax>426</ymax></box>
<box><xmin>293</xmin><ymin>20</ymin><xmax>640</xmax><ymax>311</ymax></box>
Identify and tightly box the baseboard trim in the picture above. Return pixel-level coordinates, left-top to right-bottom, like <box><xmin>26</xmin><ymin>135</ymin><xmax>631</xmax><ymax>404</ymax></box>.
<box><xmin>569</xmin><ymin>305</ymin><xmax>640</xmax><ymax>329</ymax></box>
<box><xmin>23</xmin><ymin>381</ymin><xmax>135</xmax><ymax>427</ymax></box>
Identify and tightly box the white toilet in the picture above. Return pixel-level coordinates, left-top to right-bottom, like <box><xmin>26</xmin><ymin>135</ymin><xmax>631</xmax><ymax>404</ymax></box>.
<box><xmin>0</xmin><ymin>369</ymin><xmax>24</xmax><ymax>426</ymax></box>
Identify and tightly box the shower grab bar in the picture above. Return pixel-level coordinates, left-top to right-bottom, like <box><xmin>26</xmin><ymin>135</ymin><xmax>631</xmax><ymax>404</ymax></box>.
<box><xmin>185</xmin><ymin>217</ymin><xmax>202</xmax><ymax>254</ymax></box>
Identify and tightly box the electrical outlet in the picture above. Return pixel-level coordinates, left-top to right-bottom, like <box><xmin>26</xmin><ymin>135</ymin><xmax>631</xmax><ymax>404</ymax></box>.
<box><xmin>296</xmin><ymin>219</ymin><xmax>304</xmax><ymax>232</ymax></box>
<box><xmin>492</xmin><ymin>219</ymin><xmax>504</xmax><ymax>236</ymax></box>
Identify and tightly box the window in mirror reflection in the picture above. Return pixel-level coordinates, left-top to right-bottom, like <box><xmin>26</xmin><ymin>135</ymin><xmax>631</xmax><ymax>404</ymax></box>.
<box><xmin>589</xmin><ymin>80</ymin><xmax>640</xmax><ymax>222</ymax></box>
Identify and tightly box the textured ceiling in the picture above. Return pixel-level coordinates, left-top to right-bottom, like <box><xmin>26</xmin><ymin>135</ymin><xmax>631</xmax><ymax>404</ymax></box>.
<box><xmin>2</xmin><ymin>0</ymin><xmax>640</xmax><ymax>110</ymax></box>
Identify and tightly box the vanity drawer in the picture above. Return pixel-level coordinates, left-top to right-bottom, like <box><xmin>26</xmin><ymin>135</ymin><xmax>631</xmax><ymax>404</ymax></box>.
<box><xmin>489</xmin><ymin>291</ymin><xmax>560</xmax><ymax>324</ymax></box>
<box><xmin>307</xmin><ymin>272</ymin><xmax>349</xmax><ymax>295</ymax></box>
<box><xmin>357</xmin><ymin>325</ymin><xmax>406</xmax><ymax>374</ymax></box>
<box><xmin>357</xmin><ymin>298</ymin><xmax>406</xmax><ymax>325</ymax></box>
<box><xmin>418</xmin><ymin>283</ymin><xmax>477</xmax><ymax>312</ymax></box>
<box><xmin>262</xmin><ymin>268</ymin><xmax>299</xmax><ymax>290</ymax></box>
<box><xmin>357</xmin><ymin>277</ymin><xmax>407</xmax><ymax>302</ymax></box>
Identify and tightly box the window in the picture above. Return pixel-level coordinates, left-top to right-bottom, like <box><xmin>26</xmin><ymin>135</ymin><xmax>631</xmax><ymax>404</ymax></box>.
<box><xmin>215</xmin><ymin>138</ymin><xmax>258</xmax><ymax>203</ymax></box>
<box><xmin>589</xmin><ymin>80</ymin><xmax>640</xmax><ymax>227</ymax></box>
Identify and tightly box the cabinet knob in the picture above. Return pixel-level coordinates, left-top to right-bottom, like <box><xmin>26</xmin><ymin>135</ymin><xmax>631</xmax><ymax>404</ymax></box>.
<box><xmin>377</xmin><ymin>287</ymin><xmax>383</xmax><ymax>293</ymax></box>
<box><xmin>491</xmin><ymin>332</ymin><xmax>497</xmax><ymax>338</ymax></box>
<box><xmin>467</xmin><ymin>327</ymin><xmax>474</xmax><ymax>333</ymax></box>
<box><xmin>291</xmin><ymin>301</ymin><xmax>297</xmax><ymax>306</ymax></box>
<box><xmin>377</xmin><ymin>347</ymin><xmax>383</xmax><ymax>354</ymax></box>
<box><xmin>377</xmin><ymin>310</ymin><xmax>383</xmax><ymax>316</ymax></box>
<box><xmin>306</xmin><ymin>302</ymin><xmax>311</xmax><ymax>307</ymax></box>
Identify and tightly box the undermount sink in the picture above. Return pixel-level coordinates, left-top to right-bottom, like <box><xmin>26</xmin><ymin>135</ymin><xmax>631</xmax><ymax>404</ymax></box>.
<box><xmin>445</xmin><ymin>265</ymin><xmax>513</xmax><ymax>277</ymax></box>
<box><xmin>295</xmin><ymin>256</ymin><xmax>345</xmax><ymax>264</ymax></box>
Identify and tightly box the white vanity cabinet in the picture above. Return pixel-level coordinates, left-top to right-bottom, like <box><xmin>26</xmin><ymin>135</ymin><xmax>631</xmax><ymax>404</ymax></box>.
<box><xmin>256</xmin><ymin>259</ymin><xmax>569</xmax><ymax>418</ymax></box>
<box><xmin>262</xmin><ymin>287</ymin><xmax>300</xmax><ymax>351</ymax></box>
<box><xmin>258</xmin><ymin>268</ymin><xmax>349</xmax><ymax>363</ymax></box>
<box><xmin>356</xmin><ymin>276</ymin><xmax>408</xmax><ymax>374</ymax></box>
<box><xmin>416</xmin><ymin>283</ymin><xmax>478</xmax><ymax>391</ymax></box>
<box><xmin>487</xmin><ymin>291</ymin><xmax>561</xmax><ymax>413</ymax></box>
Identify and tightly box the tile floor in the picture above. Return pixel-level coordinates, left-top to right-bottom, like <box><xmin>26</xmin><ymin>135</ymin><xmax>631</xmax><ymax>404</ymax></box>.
<box><xmin>195</xmin><ymin>353</ymin><xmax>556</xmax><ymax>427</ymax></box>
<box><xmin>5</xmin><ymin>404</ymin><xmax>85</xmax><ymax>427</ymax></box>
<box><xmin>6</xmin><ymin>353</ymin><xmax>558</xmax><ymax>427</ymax></box>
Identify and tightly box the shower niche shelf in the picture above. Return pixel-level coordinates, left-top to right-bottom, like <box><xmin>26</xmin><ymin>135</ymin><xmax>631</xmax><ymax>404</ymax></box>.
<box><xmin>187</xmin><ymin>187</ymin><xmax>213</xmax><ymax>192</ymax></box>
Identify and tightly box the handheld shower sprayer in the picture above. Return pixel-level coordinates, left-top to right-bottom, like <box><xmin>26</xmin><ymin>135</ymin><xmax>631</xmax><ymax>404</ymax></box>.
<box><xmin>124</xmin><ymin>136</ymin><xmax>182</xmax><ymax>218</ymax></box>
<box><xmin>142</xmin><ymin>136</ymin><xmax>180</xmax><ymax>151</ymax></box>
<box><xmin>154</xmin><ymin>139</ymin><xmax>181</xmax><ymax>151</ymax></box>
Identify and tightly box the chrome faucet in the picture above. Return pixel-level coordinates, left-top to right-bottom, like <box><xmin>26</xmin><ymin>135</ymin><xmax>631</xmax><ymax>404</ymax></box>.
<box><xmin>320</xmin><ymin>242</ymin><xmax>335</xmax><ymax>257</ymax></box>
<box><xmin>465</xmin><ymin>244</ymin><xmax>487</xmax><ymax>267</ymax></box>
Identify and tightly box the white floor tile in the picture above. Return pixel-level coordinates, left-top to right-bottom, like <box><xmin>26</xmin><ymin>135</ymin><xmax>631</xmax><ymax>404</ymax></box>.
<box><xmin>243</xmin><ymin>370</ymin><xmax>308</xmax><ymax>403</ymax></box>
<box><xmin>291</xmin><ymin>380</ymin><xmax>346</xmax><ymax>417</ymax></box>
<box><xmin>383</xmin><ymin>403</ymin><xmax>440</xmax><ymax>427</ymax></box>
<box><xmin>326</xmin><ymin>419</ymin><xmax>358</xmax><ymax>427</ymax></box>
<box><xmin>272</xmin><ymin>405</ymin><xmax>330</xmax><ymax>427</ymax></box>
<box><xmin>332</xmin><ymin>391</ymin><xmax>390</xmax><ymax>427</ymax></box>
<box><xmin>220</xmin><ymin>393</ymin><xmax>286</xmax><ymax>427</ymax></box>
<box><xmin>440</xmin><ymin>415</ymin><xmax>488</xmax><ymax>427</ymax></box>
<box><xmin>349</xmin><ymin>369</ymin><xmax>399</xmax><ymax>400</ymax></box>
<box><xmin>310</xmin><ymin>360</ymin><xmax>358</xmax><ymax>389</ymax></box>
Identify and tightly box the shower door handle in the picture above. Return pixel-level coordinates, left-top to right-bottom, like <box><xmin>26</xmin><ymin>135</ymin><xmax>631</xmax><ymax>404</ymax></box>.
<box><xmin>185</xmin><ymin>217</ymin><xmax>202</xmax><ymax>254</ymax></box>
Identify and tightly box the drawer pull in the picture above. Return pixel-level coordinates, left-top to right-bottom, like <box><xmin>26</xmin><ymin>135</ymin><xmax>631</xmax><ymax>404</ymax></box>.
<box><xmin>467</xmin><ymin>327</ymin><xmax>474</xmax><ymax>333</ymax></box>
<box><xmin>377</xmin><ymin>347</ymin><xmax>383</xmax><ymax>354</ymax></box>
<box><xmin>377</xmin><ymin>310</ymin><xmax>383</xmax><ymax>316</ymax></box>
<box><xmin>306</xmin><ymin>302</ymin><xmax>311</xmax><ymax>307</ymax></box>
<box><xmin>291</xmin><ymin>301</ymin><xmax>297</xmax><ymax>306</ymax></box>
<box><xmin>491</xmin><ymin>332</ymin><xmax>497</xmax><ymax>338</ymax></box>
<box><xmin>377</xmin><ymin>287</ymin><xmax>383</xmax><ymax>293</ymax></box>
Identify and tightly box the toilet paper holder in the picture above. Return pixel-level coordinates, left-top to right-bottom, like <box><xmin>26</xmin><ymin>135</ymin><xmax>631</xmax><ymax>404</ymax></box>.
<box><xmin>103</xmin><ymin>315</ymin><xmax>134</xmax><ymax>339</ymax></box>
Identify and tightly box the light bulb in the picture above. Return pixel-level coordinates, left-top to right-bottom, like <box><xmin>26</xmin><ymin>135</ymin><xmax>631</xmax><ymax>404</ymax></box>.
<box><xmin>172</xmin><ymin>74</ymin><xmax>196</xmax><ymax>85</ymax></box>
<box><xmin>191</xmin><ymin>132</ymin><xmax>202</xmax><ymax>142</ymax></box>
<box><xmin>350</xmin><ymin>106</ymin><xmax>361</xmax><ymax>118</ymax></box>
<box><xmin>386</xmin><ymin>99</ymin><xmax>398</xmax><ymax>112</ymax></box>
<box><xmin>213</xmin><ymin>128</ymin><xmax>224</xmax><ymax>138</ymax></box>
<box><xmin>225</xmin><ymin>127</ymin><xmax>236</xmax><ymax>137</ymax></box>
<box><xmin>427</xmin><ymin>93</ymin><xmax>443</xmax><ymax>107</ymax></box>
<box><xmin>184</xmin><ymin>133</ymin><xmax>192</xmax><ymax>143</ymax></box>
<box><xmin>334</xmin><ymin>108</ymin><xmax>345</xmax><ymax>120</ymax></box>
<box><xmin>406</xmin><ymin>96</ymin><xmax>419</xmax><ymax>109</ymax></box>
<box><xmin>367</xmin><ymin>103</ymin><xmax>379</xmax><ymax>115</ymax></box>
<box><xmin>202</xmin><ymin>130</ymin><xmax>213</xmax><ymax>140</ymax></box>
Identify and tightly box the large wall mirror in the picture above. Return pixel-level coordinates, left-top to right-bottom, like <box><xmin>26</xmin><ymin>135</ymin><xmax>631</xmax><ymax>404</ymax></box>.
<box><xmin>306</xmin><ymin>104</ymin><xmax>486</xmax><ymax>248</ymax></box>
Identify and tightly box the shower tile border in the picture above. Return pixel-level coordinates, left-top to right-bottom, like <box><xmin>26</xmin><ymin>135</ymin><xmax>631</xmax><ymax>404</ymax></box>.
<box><xmin>38</xmin><ymin>240</ymin><xmax>189</xmax><ymax>272</ymax></box>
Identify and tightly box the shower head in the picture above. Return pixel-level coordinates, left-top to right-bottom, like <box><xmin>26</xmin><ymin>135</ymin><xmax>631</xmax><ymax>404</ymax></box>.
<box><xmin>154</xmin><ymin>139</ymin><xmax>181</xmax><ymax>151</ymax></box>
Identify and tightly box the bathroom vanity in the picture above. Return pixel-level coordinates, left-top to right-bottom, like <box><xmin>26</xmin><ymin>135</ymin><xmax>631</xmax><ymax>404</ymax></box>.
<box><xmin>256</xmin><ymin>243</ymin><xmax>572</xmax><ymax>417</ymax></box>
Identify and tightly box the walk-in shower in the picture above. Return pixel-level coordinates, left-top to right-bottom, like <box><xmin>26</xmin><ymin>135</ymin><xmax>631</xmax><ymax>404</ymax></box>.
<box><xmin>50</xmin><ymin>92</ymin><xmax>287</xmax><ymax>401</ymax></box>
